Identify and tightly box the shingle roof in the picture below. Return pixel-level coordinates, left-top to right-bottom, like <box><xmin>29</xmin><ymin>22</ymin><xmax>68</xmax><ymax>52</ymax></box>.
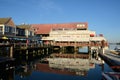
<box><xmin>0</xmin><ymin>17</ymin><xmax>11</xmax><ymax>24</ymax></box>
<box><xmin>31</xmin><ymin>22</ymin><xmax>88</xmax><ymax>34</ymax></box>
<box><xmin>0</xmin><ymin>17</ymin><xmax>15</xmax><ymax>27</ymax></box>
<box><xmin>16</xmin><ymin>24</ymin><xmax>31</xmax><ymax>30</ymax></box>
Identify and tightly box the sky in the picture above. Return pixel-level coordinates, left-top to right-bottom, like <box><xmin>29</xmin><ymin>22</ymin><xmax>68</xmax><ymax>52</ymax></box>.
<box><xmin>0</xmin><ymin>0</ymin><xmax>120</xmax><ymax>43</ymax></box>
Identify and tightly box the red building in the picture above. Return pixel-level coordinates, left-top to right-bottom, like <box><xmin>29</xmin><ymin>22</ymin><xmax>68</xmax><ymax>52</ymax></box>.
<box><xmin>31</xmin><ymin>22</ymin><xmax>88</xmax><ymax>36</ymax></box>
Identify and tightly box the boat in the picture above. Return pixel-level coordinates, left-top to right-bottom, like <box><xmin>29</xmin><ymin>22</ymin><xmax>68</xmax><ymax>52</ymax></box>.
<box><xmin>114</xmin><ymin>47</ymin><xmax>120</xmax><ymax>54</ymax></box>
<box><xmin>102</xmin><ymin>72</ymin><xmax>120</xmax><ymax>80</ymax></box>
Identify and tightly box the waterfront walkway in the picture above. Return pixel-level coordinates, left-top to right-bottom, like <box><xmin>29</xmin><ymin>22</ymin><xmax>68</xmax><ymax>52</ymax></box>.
<box><xmin>99</xmin><ymin>50</ymin><xmax>120</xmax><ymax>67</ymax></box>
<box><xmin>104</xmin><ymin>52</ymin><xmax>120</xmax><ymax>65</ymax></box>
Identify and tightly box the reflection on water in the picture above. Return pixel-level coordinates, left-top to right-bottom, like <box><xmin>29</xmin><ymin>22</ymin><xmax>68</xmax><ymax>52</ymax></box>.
<box><xmin>14</xmin><ymin>55</ymin><xmax>113</xmax><ymax>80</ymax></box>
<box><xmin>15</xmin><ymin>62</ymin><xmax>35</xmax><ymax>79</ymax></box>
<box><xmin>47</xmin><ymin>58</ymin><xmax>95</xmax><ymax>76</ymax></box>
<box><xmin>0</xmin><ymin>50</ymin><xmax>114</xmax><ymax>80</ymax></box>
<box><xmin>0</xmin><ymin>69</ymin><xmax>14</xmax><ymax>80</ymax></box>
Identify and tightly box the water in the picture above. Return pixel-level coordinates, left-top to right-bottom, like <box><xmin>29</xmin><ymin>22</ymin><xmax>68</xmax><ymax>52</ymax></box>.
<box><xmin>1</xmin><ymin>59</ymin><xmax>113</xmax><ymax>80</ymax></box>
<box><xmin>14</xmin><ymin>64</ymin><xmax>113</xmax><ymax>80</ymax></box>
<box><xmin>1</xmin><ymin>48</ymin><xmax>115</xmax><ymax>80</ymax></box>
<box><xmin>109</xmin><ymin>44</ymin><xmax>120</xmax><ymax>50</ymax></box>
<box><xmin>13</xmin><ymin>58</ymin><xmax>113</xmax><ymax>80</ymax></box>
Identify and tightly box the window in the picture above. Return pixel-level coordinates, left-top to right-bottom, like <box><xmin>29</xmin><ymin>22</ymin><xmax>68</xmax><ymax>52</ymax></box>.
<box><xmin>77</xmin><ymin>24</ymin><xmax>85</xmax><ymax>27</ymax></box>
<box><xmin>12</xmin><ymin>28</ymin><xmax>16</xmax><ymax>33</ymax></box>
<box><xmin>0</xmin><ymin>26</ymin><xmax>3</xmax><ymax>32</ymax></box>
<box><xmin>77</xmin><ymin>24</ymin><xmax>87</xmax><ymax>30</ymax></box>
<box><xmin>5</xmin><ymin>26</ymin><xmax>9</xmax><ymax>32</ymax></box>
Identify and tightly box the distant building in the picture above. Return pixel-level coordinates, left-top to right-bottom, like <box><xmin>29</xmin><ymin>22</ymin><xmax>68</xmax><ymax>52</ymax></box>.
<box><xmin>0</xmin><ymin>17</ymin><xmax>16</xmax><ymax>39</ymax></box>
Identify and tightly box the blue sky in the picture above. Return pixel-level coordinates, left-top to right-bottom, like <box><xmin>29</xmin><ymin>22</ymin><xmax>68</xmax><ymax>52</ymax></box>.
<box><xmin>0</xmin><ymin>0</ymin><xmax>120</xmax><ymax>42</ymax></box>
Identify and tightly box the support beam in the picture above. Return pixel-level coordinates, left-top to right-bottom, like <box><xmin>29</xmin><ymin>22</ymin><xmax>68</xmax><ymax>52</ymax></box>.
<box><xmin>10</xmin><ymin>45</ymin><xmax>13</xmax><ymax>58</ymax></box>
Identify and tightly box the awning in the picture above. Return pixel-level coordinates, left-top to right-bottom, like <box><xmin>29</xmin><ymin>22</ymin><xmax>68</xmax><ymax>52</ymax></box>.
<box><xmin>2</xmin><ymin>36</ymin><xmax>8</xmax><ymax>39</ymax></box>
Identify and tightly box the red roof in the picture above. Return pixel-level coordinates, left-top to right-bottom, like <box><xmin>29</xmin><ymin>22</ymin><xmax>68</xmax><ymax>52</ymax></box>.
<box><xmin>31</xmin><ymin>22</ymin><xmax>88</xmax><ymax>34</ymax></box>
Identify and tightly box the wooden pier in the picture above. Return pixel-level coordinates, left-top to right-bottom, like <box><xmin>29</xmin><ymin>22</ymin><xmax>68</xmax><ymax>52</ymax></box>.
<box><xmin>0</xmin><ymin>42</ymin><xmax>53</xmax><ymax>79</ymax></box>
<box><xmin>0</xmin><ymin>43</ymin><xmax>53</xmax><ymax>58</ymax></box>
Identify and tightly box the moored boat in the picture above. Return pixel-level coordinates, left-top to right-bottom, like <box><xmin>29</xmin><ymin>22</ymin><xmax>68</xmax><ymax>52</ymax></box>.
<box><xmin>114</xmin><ymin>47</ymin><xmax>120</xmax><ymax>55</ymax></box>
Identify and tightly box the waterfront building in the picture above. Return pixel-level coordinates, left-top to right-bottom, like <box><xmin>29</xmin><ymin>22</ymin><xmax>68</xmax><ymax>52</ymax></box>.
<box><xmin>32</xmin><ymin>22</ymin><xmax>108</xmax><ymax>54</ymax></box>
<box><xmin>0</xmin><ymin>17</ymin><xmax>35</xmax><ymax>43</ymax></box>
<box><xmin>0</xmin><ymin>17</ymin><xmax>16</xmax><ymax>40</ymax></box>
<box><xmin>32</xmin><ymin>22</ymin><xmax>88</xmax><ymax>37</ymax></box>
<box><xmin>16</xmin><ymin>24</ymin><xmax>34</xmax><ymax>41</ymax></box>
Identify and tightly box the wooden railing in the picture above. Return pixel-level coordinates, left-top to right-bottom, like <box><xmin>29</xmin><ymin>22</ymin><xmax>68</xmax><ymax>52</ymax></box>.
<box><xmin>52</xmin><ymin>42</ymin><xmax>108</xmax><ymax>47</ymax></box>
<box><xmin>0</xmin><ymin>43</ymin><xmax>48</xmax><ymax>49</ymax></box>
<box><xmin>13</xmin><ymin>43</ymin><xmax>52</xmax><ymax>49</ymax></box>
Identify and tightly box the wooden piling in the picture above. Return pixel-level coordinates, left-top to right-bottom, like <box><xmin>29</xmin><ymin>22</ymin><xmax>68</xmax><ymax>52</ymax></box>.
<box><xmin>10</xmin><ymin>45</ymin><xmax>13</xmax><ymax>58</ymax></box>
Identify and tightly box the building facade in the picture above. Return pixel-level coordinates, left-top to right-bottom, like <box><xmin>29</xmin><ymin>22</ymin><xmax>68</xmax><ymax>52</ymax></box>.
<box><xmin>32</xmin><ymin>22</ymin><xmax>108</xmax><ymax>47</ymax></box>
<box><xmin>32</xmin><ymin>22</ymin><xmax>108</xmax><ymax>54</ymax></box>
<box><xmin>0</xmin><ymin>17</ymin><xmax>16</xmax><ymax>39</ymax></box>
<box><xmin>16</xmin><ymin>24</ymin><xmax>34</xmax><ymax>39</ymax></box>
<box><xmin>0</xmin><ymin>17</ymin><xmax>35</xmax><ymax>43</ymax></box>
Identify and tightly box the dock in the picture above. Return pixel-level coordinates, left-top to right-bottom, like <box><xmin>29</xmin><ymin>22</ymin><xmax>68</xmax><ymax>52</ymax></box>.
<box><xmin>0</xmin><ymin>43</ymin><xmax>52</xmax><ymax>58</ymax></box>
<box><xmin>99</xmin><ymin>51</ymin><xmax>120</xmax><ymax>71</ymax></box>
